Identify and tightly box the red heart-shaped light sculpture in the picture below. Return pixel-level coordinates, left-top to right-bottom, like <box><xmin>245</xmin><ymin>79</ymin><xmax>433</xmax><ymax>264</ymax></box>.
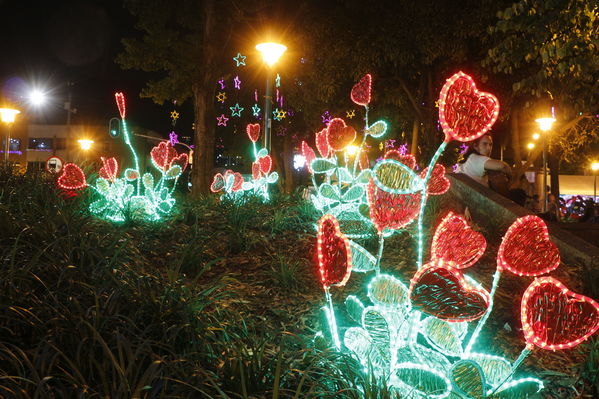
<box><xmin>170</xmin><ymin>153</ymin><xmax>189</xmax><ymax>173</ymax></box>
<box><xmin>327</xmin><ymin>118</ymin><xmax>356</xmax><ymax>151</ymax></box>
<box><xmin>367</xmin><ymin>179</ymin><xmax>421</xmax><ymax>234</ymax></box>
<box><xmin>431</xmin><ymin>212</ymin><xmax>486</xmax><ymax>269</ymax></box>
<box><xmin>497</xmin><ymin>215</ymin><xmax>560</xmax><ymax>276</ymax></box>
<box><xmin>420</xmin><ymin>164</ymin><xmax>450</xmax><ymax>195</ymax></box>
<box><xmin>258</xmin><ymin>155</ymin><xmax>272</xmax><ymax>175</ymax></box>
<box><xmin>246</xmin><ymin>123</ymin><xmax>260</xmax><ymax>143</ymax></box>
<box><xmin>439</xmin><ymin>71</ymin><xmax>499</xmax><ymax>142</ymax></box>
<box><xmin>521</xmin><ymin>277</ymin><xmax>599</xmax><ymax>350</ymax></box>
<box><xmin>384</xmin><ymin>150</ymin><xmax>416</xmax><ymax>170</ymax></box>
<box><xmin>351</xmin><ymin>74</ymin><xmax>372</xmax><ymax>106</ymax></box>
<box><xmin>409</xmin><ymin>260</ymin><xmax>490</xmax><ymax>322</ymax></box>
<box><xmin>252</xmin><ymin>162</ymin><xmax>262</xmax><ymax>180</ymax></box>
<box><xmin>99</xmin><ymin>157</ymin><xmax>119</xmax><ymax>181</ymax></box>
<box><xmin>210</xmin><ymin>173</ymin><xmax>225</xmax><ymax>192</ymax></box>
<box><xmin>317</xmin><ymin>214</ymin><xmax>352</xmax><ymax>289</ymax></box>
<box><xmin>315</xmin><ymin>128</ymin><xmax>330</xmax><ymax>158</ymax></box>
<box><xmin>58</xmin><ymin>163</ymin><xmax>87</xmax><ymax>190</ymax></box>
<box><xmin>115</xmin><ymin>92</ymin><xmax>126</xmax><ymax>119</ymax></box>
<box><xmin>301</xmin><ymin>141</ymin><xmax>317</xmax><ymax>173</ymax></box>
<box><xmin>125</xmin><ymin>169</ymin><xmax>139</xmax><ymax>181</ymax></box>
<box><xmin>151</xmin><ymin>141</ymin><xmax>178</xmax><ymax>172</ymax></box>
<box><xmin>225</xmin><ymin>171</ymin><xmax>244</xmax><ymax>192</ymax></box>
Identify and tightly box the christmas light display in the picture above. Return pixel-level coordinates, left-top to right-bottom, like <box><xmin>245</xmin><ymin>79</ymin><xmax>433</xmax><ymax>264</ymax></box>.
<box><xmin>252</xmin><ymin>104</ymin><xmax>261</xmax><ymax>117</ymax></box>
<box><xmin>230</xmin><ymin>103</ymin><xmax>244</xmax><ymax>117</ymax></box>
<box><xmin>56</xmin><ymin>93</ymin><xmax>187</xmax><ymax>221</ymax></box>
<box><xmin>233</xmin><ymin>75</ymin><xmax>241</xmax><ymax>89</ymax></box>
<box><xmin>233</xmin><ymin>52</ymin><xmax>246</xmax><ymax>67</ymax></box>
<box><xmin>216</xmin><ymin>92</ymin><xmax>227</xmax><ymax>103</ymax></box>
<box><xmin>272</xmin><ymin>108</ymin><xmax>286</xmax><ymax>121</ymax></box>
<box><xmin>217</xmin><ymin>114</ymin><xmax>229</xmax><ymax>126</ymax></box>
<box><xmin>346</xmin><ymin>109</ymin><xmax>355</xmax><ymax>119</ymax></box>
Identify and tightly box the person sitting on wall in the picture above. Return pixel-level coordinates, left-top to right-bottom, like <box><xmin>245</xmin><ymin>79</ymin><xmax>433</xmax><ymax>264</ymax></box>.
<box><xmin>457</xmin><ymin>134</ymin><xmax>512</xmax><ymax>191</ymax></box>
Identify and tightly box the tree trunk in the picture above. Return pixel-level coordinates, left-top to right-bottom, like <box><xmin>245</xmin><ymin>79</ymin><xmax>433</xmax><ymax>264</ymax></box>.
<box><xmin>410</xmin><ymin>118</ymin><xmax>419</xmax><ymax>156</ymax></box>
<box><xmin>192</xmin><ymin>89</ymin><xmax>208</xmax><ymax>195</ymax></box>
<box><xmin>549</xmin><ymin>152</ymin><xmax>560</xmax><ymax>197</ymax></box>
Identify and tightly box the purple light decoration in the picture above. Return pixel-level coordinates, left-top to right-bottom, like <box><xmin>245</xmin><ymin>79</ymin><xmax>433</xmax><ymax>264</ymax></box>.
<box><xmin>218</xmin><ymin>79</ymin><xmax>225</xmax><ymax>89</ymax></box>
<box><xmin>385</xmin><ymin>139</ymin><xmax>396</xmax><ymax>149</ymax></box>
<box><xmin>234</xmin><ymin>76</ymin><xmax>241</xmax><ymax>90</ymax></box>
<box><xmin>169</xmin><ymin>131</ymin><xmax>179</xmax><ymax>145</ymax></box>
<box><xmin>216</xmin><ymin>114</ymin><xmax>229</xmax><ymax>126</ymax></box>
<box><xmin>452</xmin><ymin>163</ymin><xmax>459</xmax><ymax>172</ymax></box>
<box><xmin>276</xmin><ymin>89</ymin><xmax>279</xmax><ymax>103</ymax></box>
<box><xmin>0</xmin><ymin>150</ymin><xmax>23</xmax><ymax>155</ymax></box>
<box><xmin>459</xmin><ymin>143</ymin><xmax>468</xmax><ymax>155</ymax></box>
<box><xmin>279</xmin><ymin>95</ymin><xmax>284</xmax><ymax>108</ymax></box>
<box><xmin>399</xmin><ymin>143</ymin><xmax>408</xmax><ymax>155</ymax></box>
<box><xmin>254</xmin><ymin>89</ymin><xmax>258</xmax><ymax>102</ymax></box>
<box><xmin>321</xmin><ymin>110</ymin><xmax>332</xmax><ymax>125</ymax></box>
<box><xmin>551</xmin><ymin>106</ymin><xmax>555</xmax><ymax>119</ymax></box>
<box><xmin>287</xmin><ymin>109</ymin><xmax>294</xmax><ymax>117</ymax></box>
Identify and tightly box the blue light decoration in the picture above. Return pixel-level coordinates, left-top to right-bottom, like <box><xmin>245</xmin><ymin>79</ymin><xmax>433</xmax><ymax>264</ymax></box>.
<box><xmin>252</xmin><ymin>103</ymin><xmax>261</xmax><ymax>117</ymax></box>
<box><xmin>230</xmin><ymin>103</ymin><xmax>244</xmax><ymax>117</ymax></box>
<box><xmin>233</xmin><ymin>52</ymin><xmax>246</xmax><ymax>67</ymax></box>
<box><xmin>210</xmin><ymin>123</ymin><xmax>278</xmax><ymax>200</ymax></box>
<box><xmin>56</xmin><ymin>93</ymin><xmax>188</xmax><ymax>221</ymax></box>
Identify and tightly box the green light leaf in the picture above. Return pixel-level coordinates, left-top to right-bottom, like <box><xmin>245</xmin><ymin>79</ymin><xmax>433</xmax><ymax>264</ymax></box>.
<box><xmin>89</xmin><ymin>198</ymin><xmax>108</xmax><ymax>214</ymax></box>
<box><xmin>165</xmin><ymin>165</ymin><xmax>182</xmax><ymax>179</ymax></box>
<box><xmin>124</xmin><ymin>184</ymin><xmax>134</xmax><ymax>199</ymax></box>
<box><xmin>349</xmin><ymin>240</ymin><xmax>376</xmax><ymax>272</ymax></box>
<box><xmin>451</xmin><ymin>360</ymin><xmax>486</xmax><ymax>399</ymax></box>
<box><xmin>96</xmin><ymin>178</ymin><xmax>110</xmax><ymax>195</ymax></box>
<box><xmin>319</xmin><ymin>183</ymin><xmax>340</xmax><ymax>200</ymax></box>
<box><xmin>142</xmin><ymin>173</ymin><xmax>154</xmax><ymax>191</ymax></box>
<box><xmin>373</xmin><ymin>159</ymin><xmax>423</xmax><ymax>194</ymax></box>
<box><xmin>337</xmin><ymin>167</ymin><xmax>353</xmax><ymax>183</ymax></box>
<box><xmin>266</xmin><ymin>171</ymin><xmax>279</xmax><ymax>183</ymax></box>
<box><xmin>225</xmin><ymin>174</ymin><xmax>235</xmax><ymax>192</ymax></box>
<box><xmin>343</xmin><ymin>327</ymin><xmax>372</xmax><ymax>361</ymax></box>
<box><xmin>421</xmin><ymin>317</ymin><xmax>464</xmax><ymax>357</ymax></box>
<box><xmin>362</xmin><ymin>308</ymin><xmax>390</xmax><ymax>367</ymax></box>
<box><xmin>124</xmin><ymin>168</ymin><xmax>139</xmax><ymax>181</ymax></box>
<box><xmin>467</xmin><ymin>353</ymin><xmax>511</xmax><ymax>387</ymax></box>
<box><xmin>368</xmin><ymin>274</ymin><xmax>410</xmax><ymax>310</ymax></box>
<box><xmin>355</xmin><ymin>168</ymin><xmax>372</xmax><ymax>184</ymax></box>
<box><xmin>397</xmin><ymin>344</ymin><xmax>452</xmax><ymax>373</ymax></box>
<box><xmin>395</xmin><ymin>363</ymin><xmax>450</xmax><ymax>399</ymax></box>
<box><xmin>256</xmin><ymin>148</ymin><xmax>268</xmax><ymax>158</ymax></box>
<box><xmin>365</xmin><ymin>120</ymin><xmax>387</xmax><ymax>138</ymax></box>
<box><xmin>345</xmin><ymin>295</ymin><xmax>365</xmax><ymax>323</ymax></box>
<box><xmin>341</xmin><ymin>184</ymin><xmax>364</xmax><ymax>202</ymax></box>
<box><xmin>311</xmin><ymin>158</ymin><xmax>337</xmax><ymax>174</ymax></box>
<box><xmin>490</xmin><ymin>377</ymin><xmax>543</xmax><ymax>399</ymax></box>
<box><xmin>241</xmin><ymin>181</ymin><xmax>254</xmax><ymax>191</ymax></box>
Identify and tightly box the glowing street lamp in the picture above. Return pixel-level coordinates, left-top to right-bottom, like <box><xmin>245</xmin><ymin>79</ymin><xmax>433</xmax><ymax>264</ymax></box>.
<box><xmin>345</xmin><ymin>145</ymin><xmax>359</xmax><ymax>156</ymax></box>
<box><xmin>256</xmin><ymin>42</ymin><xmax>287</xmax><ymax>154</ymax></box>
<box><xmin>0</xmin><ymin>108</ymin><xmax>20</xmax><ymax>162</ymax></box>
<box><xmin>526</xmin><ymin>142</ymin><xmax>535</xmax><ymax>150</ymax></box>
<box><xmin>536</xmin><ymin>116</ymin><xmax>556</xmax><ymax>212</ymax></box>
<box><xmin>535</xmin><ymin>117</ymin><xmax>556</xmax><ymax>132</ymax></box>
<box><xmin>78</xmin><ymin>139</ymin><xmax>94</xmax><ymax>151</ymax></box>
<box><xmin>28</xmin><ymin>89</ymin><xmax>48</xmax><ymax>107</ymax></box>
<box><xmin>532</xmin><ymin>133</ymin><xmax>540</xmax><ymax>140</ymax></box>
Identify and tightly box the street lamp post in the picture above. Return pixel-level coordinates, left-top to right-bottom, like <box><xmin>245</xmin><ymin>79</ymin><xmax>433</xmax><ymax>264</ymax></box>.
<box><xmin>256</xmin><ymin>42</ymin><xmax>287</xmax><ymax>154</ymax></box>
<box><xmin>0</xmin><ymin>108</ymin><xmax>21</xmax><ymax>163</ymax></box>
<box><xmin>592</xmin><ymin>162</ymin><xmax>599</xmax><ymax>203</ymax></box>
<box><xmin>535</xmin><ymin>117</ymin><xmax>556</xmax><ymax>212</ymax></box>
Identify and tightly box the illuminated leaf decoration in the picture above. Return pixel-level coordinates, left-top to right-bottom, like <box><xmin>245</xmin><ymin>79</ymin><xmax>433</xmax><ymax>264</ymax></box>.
<box><xmin>466</xmin><ymin>353</ymin><xmax>511</xmax><ymax>387</ymax></box>
<box><xmin>124</xmin><ymin>168</ymin><xmax>139</xmax><ymax>181</ymax></box>
<box><xmin>319</xmin><ymin>183</ymin><xmax>340</xmax><ymax>201</ymax></box>
<box><xmin>266</xmin><ymin>172</ymin><xmax>278</xmax><ymax>184</ymax></box>
<box><xmin>326</xmin><ymin>118</ymin><xmax>356</xmax><ymax>151</ymax></box>
<box><xmin>431</xmin><ymin>211</ymin><xmax>486</xmax><ymax>269</ymax></box>
<box><xmin>151</xmin><ymin>141</ymin><xmax>177</xmax><ymax>172</ymax></box>
<box><xmin>99</xmin><ymin>157</ymin><xmax>119</xmax><ymax>181</ymax></box>
<box><xmin>58</xmin><ymin>163</ymin><xmax>87</xmax><ymax>190</ymax></box>
<box><xmin>492</xmin><ymin>378</ymin><xmax>544</xmax><ymax>398</ymax></box>
<box><xmin>258</xmin><ymin>155</ymin><xmax>272</xmax><ymax>174</ymax></box>
<box><xmin>315</xmin><ymin>128</ymin><xmax>330</xmax><ymax>158</ymax></box>
<box><xmin>230</xmin><ymin>172</ymin><xmax>244</xmax><ymax>191</ymax></box>
<box><xmin>301</xmin><ymin>141</ymin><xmax>316</xmax><ymax>173</ymax></box>
<box><xmin>372</xmin><ymin>159</ymin><xmax>422</xmax><ymax>194</ymax></box>
<box><xmin>349</xmin><ymin>241</ymin><xmax>376</xmax><ymax>273</ymax></box>
<box><xmin>420</xmin><ymin>163</ymin><xmax>451</xmax><ymax>195</ymax></box>
<box><xmin>439</xmin><ymin>71</ymin><xmax>499</xmax><ymax>142</ymax></box>
<box><xmin>142</xmin><ymin>173</ymin><xmax>154</xmax><ymax>191</ymax></box>
<box><xmin>256</xmin><ymin>148</ymin><xmax>268</xmax><ymax>158</ymax></box>
<box><xmin>365</xmin><ymin>120</ymin><xmax>387</xmax><ymax>138</ymax></box>
<box><xmin>367</xmin><ymin>179</ymin><xmax>421</xmax><ymax>233</ymax></box>
<box><xmin>246</xmin><ymin>123</ymin><xmax>260</xmax><ymax>142</ymax></box>
<box><xmin>497</xmin><ymin>215</ymin><xmax>560</xmax><ymax>276</ymax></box>
<box><xmin>350</xmin><ymin>74</ymin><xmax>372</xmax><ymax>106</ymax></box>
<box><xmin>343</xmin><ymin>327</ymin><xmax>372</xmax><ymax>362</ymax></box>
<box><xmin>395</xmin><ymin>363</ymin><xmax>451</xmax><ymax>399</ymax></box>
<box><xmin>115</xmin><ymin>92</ymin><xmax>126</xmax><ymax>119</ymax></box>
<box><xmin>165</xmin><ymin>165</ymin><xmax>182</xmax><ymax>179</ymax></box>
<box><xmin>384</xmin><ymin>150</ymin><xmax>416</xmax><ymax>170</ymax></box>
<box><xmin>311</xmin><ymin>158</ymin><xmax>336</xmax><ymax>174</ymax></box>
<box><xmin>341</xmin><ymin>185</ymin><xmax>364</xmax><ymax>202</ymax></box>
<box><xmin>396</xmin><ymin>344</ymin><xmax>452</xmax><ymax>373</ymax></box>
<box><xmin>316</xmin><ymin>214</ymin><xmax>352</xmax><ymax>288</ymax></box>
<box><xmin>210</xmin><ymin>173</ymin><xmax>225</xmax><ymax>192</ymax></box>
<box><xmin>521</xmin><ymin>277</ymin><xmax>599</xmax><ymax>350</ymax></box>
<box><xmin>362</xmin><ymin>308</ymin><xmax>391</xmax><ymax>369</ymax></box>
<box><xmin>170</xmin><ymin>153</ymin><xmax>189</xmax><ymax>173</ymax></box>
<box><xmin>355</xmin><ymin>168</ymin><xmax>372</xmax><ymax>184</ymax></box>
<box><xmin>421</xmin><ymin>317</ymin><xmax>464</xmax><ymax>357</ymax></box>
<box><xmin>367</xmin><ymin>274</ymin><xmax>410</xmax><ymax>310</ymax></box>
<box><xmin>409</xmin><ymin>260</ymin><xmax>490</xmax><ymax>322</ymax></box>
<box><xmin>337</xmin><ymin>167</ymin><xmax>353</xmax><ymax>183</ymax></box>
<box><xmin>96</xmin><ymin>178</ymin><xmax>110</xmax><ymax>195</ymax></box>
<box><xmin>451</xmin><ymin>360</ymin><xmax>486</xmax><ymax>399</ymax></box>
<box><xmin>345</xmin><ymin>295</ymin><xmax>365</xmax><ymax>323</ymax></box>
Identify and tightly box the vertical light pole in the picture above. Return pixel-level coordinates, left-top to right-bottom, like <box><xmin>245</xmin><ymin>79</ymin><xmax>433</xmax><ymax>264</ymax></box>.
<box><xmin>535</xmin><ymin>117</ymin><xmax>556</xmax><ymax>212</ymax></box>
<box><xmin>592</xmin><ymin>162</ymin><xmax>599</xmax><ymax>203</ymax></box>
<box><xmin>0</xmin><ymin>108</ymin><xmax>21</xmax><ymax>163</ymax></box>
<box><xmin>256</xmin><ymin>42</ymin><xmax>287</xmax><ymax>154</ymax></box>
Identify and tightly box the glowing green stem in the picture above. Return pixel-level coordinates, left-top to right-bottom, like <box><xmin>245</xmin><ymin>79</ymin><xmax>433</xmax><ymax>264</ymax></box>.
<box><xmin>416</xmin><ymin>140</ymin><xmax>448</xmax><ymax>270</ymax></box>
<box><xmin>465</xmin><ymin>269</ymin><xmax>502</xmax><ymax>355</ymax></box>
<box><xmin>490</xmin><ymin>347</ymin><xmax>532</xmax><ymax>395</ymax></box>
<box><xmin>324</xmin><ymin>288</ymin><xmax>341</xmax><ymax>349</ymax></box>
<box><xmin>351</xmin><ymin>105</ymin><xmax>369</xmax><ymax>176</ymax></box>
<box><xmin>375</xmin><ymin>232</ymin><xmax>384</xmax><ymax>275</ymax></box>
<box><xmin>121</xmin><ymin>119</ymin><xmax>141</xmax><ymax>195</ymax></box>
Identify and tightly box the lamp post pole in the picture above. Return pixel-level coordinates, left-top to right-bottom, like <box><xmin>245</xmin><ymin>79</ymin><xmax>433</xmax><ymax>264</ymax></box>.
<box><xmin>263</xmin><ymin>70</ymin><xmax>272</xmax><ymax>154</ymax></box>
<box><xmin>0</xmin><ymin>108</ymin><xmax>20</xmax><ymax>164</ymax></box>
<box><xmin>542</xmin><ymin>136</ymin><xmax>547</xmax><ymax>213</ymax></box>
<box><xmin>592</xmin><ymin>163</ymin><xmax>599</xmax><ymax>203</ymax></box>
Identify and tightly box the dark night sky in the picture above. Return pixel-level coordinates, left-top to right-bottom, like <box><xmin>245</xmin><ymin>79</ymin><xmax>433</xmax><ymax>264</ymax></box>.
<box><xmin>0</xmin><ymin>0</ymin><xmax>179</xmax><ymax>136</ymax></box>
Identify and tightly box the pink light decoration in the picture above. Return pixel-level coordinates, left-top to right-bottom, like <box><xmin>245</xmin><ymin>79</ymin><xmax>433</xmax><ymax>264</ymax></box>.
<box><xmin>315</xmin><ymin>128</ymin><xmax>331</xmax><ymax>158</ymax></box>
<box><xmin>150</xmin><ymin>142</ymin><xmax>178</xmax><ymax>172</ymax></box>
<box><xmin>246</xmin><ymin>123</ymin><xmax>261</xmax><ymax>143</ymax></box>
<box><xmin>99</xmin><ymin>157</ymin><xmax>119</xmax><ymax>182</ymax></box>
<box><xmin>58</xmin><ymin>163</ymin><xmax>87</xmax><ymax>190</ymax></box>
<box><xmin>409</xmin><ymin>260</ymin><xmax>490</xmax><ymax>322</ymax></box>
<box><xmin>431</xmin><ymin>212</ymin><xmax>486</xmax><ymax>269</ymax></box>
<box><xmin>170</xmin><ymin>152</ymin><xmax>189</xmax><ymax>173</ymax></box>
<box><xmin>317</xmin><ymin>214</ymin><xmax>352</xmax><ymax>289</ymax></box>
<box><xmin>367</xmin><ymin>179</ymin><xmax>421</xmax><ymax>233</ymax></box>
<box><xmin>301</xmin><ymin>141</ymin><xmax>316</xmax><ymax>173</ymax></box>
<box><xmin>326</xmin><ymin>118</ymin><xmax>356</xmax><ymax>151</ymax></box>
<box><xmin>234</xmin><ymin>75</ymin><xmax>241</xmax><ymax>89</ymax></box>
<box><xmin>115</xmin><ymin>92</ymin><xmax>126</xmax><ymax>119</ymax></box>
<box><xmin>497</xmin><ymin>215</ymin><xmax>560</xmax><ymax>277</ymax></box>
<box><xmin>438</xmin><ymin>71</ymin><xmax>499</xmax><ymax>142</ymax></box>
<box><xmin>350</xmin><ymin>74</ymin><xmax>372</xmax><ymax>106</ymax></box>
<box><xmin>217</xmin><ymin>114</ymin><xmax>229</xmax><ymax>126</ymax></box>
<box><xmin>419</xmin><ymin>164</ymin><xmax>450</xmax><ymax>195</ymax></box>
<box><xmin>258</xmin><ymin>155</ymin><xmax>272</xmax><ymax>175</ymax></box>
<box><xmin>521</xmin><ymin>277</ymin><xmax>599</xmax><ymax>350</ymax></box>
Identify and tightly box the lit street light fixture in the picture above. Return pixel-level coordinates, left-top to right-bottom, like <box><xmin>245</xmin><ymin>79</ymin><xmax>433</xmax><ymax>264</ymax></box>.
<box><xmin>77</xmin><ymin>139</ymin><xmax>94</xmax><ymax>151</ymax></box>
<box><xmin>256</xmin><ymin>42</ymin><xmax>287</xmax><ymax>154</ymax></box>
<box><xmin>0</xmin><ymin>107</ymin><xmax>21</xmax><ymax>163</ymax></box>
<box><xmin>535</xmin><ymin>116</ymin><xmax>556</xmax><ymax>213</ymax></box>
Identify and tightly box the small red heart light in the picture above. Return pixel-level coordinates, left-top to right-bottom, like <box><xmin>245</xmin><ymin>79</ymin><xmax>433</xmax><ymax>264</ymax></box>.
<box><xmin>252</xmin><ymin>162</ymin><xmax>262</xmax><ymax>180</ymax></box>
<box><xmin>99</xmin><ymin>157</ymin><xmax>119</xmax><ymax>181</ymax></box>
<box><xmin>301</xmin><ymin>141</ymin><xmax>316</xmax><ymax>173</ymax></box>
<box><xmin>497</xmin><ymin>215</ymin><xmax>560</xmax><ymax>276</ymax></box>
<box><xmin>246</xmin><ymin>123</ymin><xmax>260</xmax><ymax>143</ymax></box>
<box><xmin>431</xmin><ymin>212</ymin><xmax>486</xmax><ymax>269</ymax></box>
<box><xmin>315</xmin><ymin>128</ymin><xmax>330</xmax><ymax>158</ymax></box>
<box><xmin>170</xmin><ymin>153</ymin><xmax>188</xmax><ymax>173</ymax></box>
<box><xmin>210</xmin><ymin>173</ymin><xmax>225</xmax><ymax>192</ymax></box>
<box><xmin>439</xmin><ymin>71</ymin><xmax>499</xmax><ymax>142</ymax></box>
<box><xmin>409</xmin><ymin>260</ymin><xmax>490</xmax><ymax>322</ymax></box>
<box><xmin>114</xmin><ymin>92</ymin><xmax>126</xmax><ymax>119</ymax></box>
<box><xmin>58</xmin><ymin>163</ymin><xmax>87</xmax><ymax>190</ymax></box>
<box><xmin>125</xmin><ymin>169</ymin><xmax>139</xmax><ymax>181</ymax></box>
<box><xmin>384</xmin><ymin>150</ymin><xmax>416</xmax><ymax>170</ymax></box>
<box><xmin>317</xmin><ymin>214</ymin><xmax>352</xmax><ymax>289</ymax></box>
<box><xmin>151</xmin><ymin>141</ymin><xmax>178</xmax><ymax>172</ymax></box>
<box><xmin>420</xmin><ymin>164</ymin><xmax>450</xmax><ymax>195</ymax></box>
<box><xmin>258</xmin><ymin>155</ymin><xmax>272</xmax><ymax>174</ymax></box>
<box><xmin>367</xmin><ymin>179</ymin><xmax>421</xmax><ymax>234</ymax></box>
<box><xmin>327</xmin><ymin>118</ymin><xmax>356</xmax><ymax>151</ymax></box>
<box><xmin>521</xmin><ymin>277</ymin><xmax>599</xmax><ymax>350</ymax></box>
<box><xmin>350</xmin><ymin>74</ymin><xmax>372</xmax><ymax>106</ymax></box>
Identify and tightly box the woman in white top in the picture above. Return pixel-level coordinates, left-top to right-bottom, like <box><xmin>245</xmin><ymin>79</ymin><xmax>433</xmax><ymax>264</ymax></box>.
<box><xmin>457</xmin><ymin>134</ymin><xmax>512</xmax><ymax>187</ymax></box>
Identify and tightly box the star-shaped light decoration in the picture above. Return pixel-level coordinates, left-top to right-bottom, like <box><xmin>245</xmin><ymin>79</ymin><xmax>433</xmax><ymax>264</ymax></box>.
<box><xmin>435</xmin><ymin>99</ymin><xmax>440</xmax><ymax>108</ymax></box>
<box><xmin>170</xmin><ymin>110</ymin><xmax>180</xmax><ymax>121</ymax></box>
<box><xmin>273</xmin><ymin>108</ymin><xmax>286</xmax><ymax>121</ymax></box>
<box><xmin>233</xmin><ymin>52</ymin><xmax>246</xmax><ymax>67</ymax></box>
<box><xmin>218</xmin><ymin>79</ymin><xmax>225</xmax><ymax>90</ymax></box>
<box><xmin>346</xmin><ymin>109</ymin><xmax>355</xmax><ymax>119</ymax></box>
<box><xmin>321</xmin><ymin>110</ymin><xmax>332</xmax><ymax>124</ymax></box>
<box><xmin>216</xmin><ymin>114</ymin><xmax>229</xmax><ymax>126</ymax></box>
<box><xmin>252</xmin><ymin>104</ymin><xmax>261</xmax><ymax>117</ymax></box>
<box><xmin>216</xmin><ymin>92</ymin><xmax>227</xmax><ymax>103</ymax></box>
<box><xmin>230</xmin><ymin>103</ymin><xmax>244</xmax><ymax>117</ymax></box>
<box><xmin>233</xmin><ymin>75</ymin><xmax>241</xmax><ymax>90</ymax></box>
<box><xmin>169</xmin><ymin>131</ymin><xmax>179</xmax><ymax>145</ymax></box>
<box><xmin>275</xmin><ymin>73</ymin><xmax>281</xmax><ymax>88</ymax></box>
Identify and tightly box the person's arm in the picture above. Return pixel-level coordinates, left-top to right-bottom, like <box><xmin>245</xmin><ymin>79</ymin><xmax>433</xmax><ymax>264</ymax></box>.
<box><xmin>484</xmin><ymin>159</ymin><xmax>512</xmax><ymax>176</ymax></box>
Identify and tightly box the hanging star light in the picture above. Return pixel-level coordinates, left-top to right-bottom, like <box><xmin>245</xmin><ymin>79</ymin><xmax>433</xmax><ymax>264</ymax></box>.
<box><xmin>252</xmin><ymin>104</ymin><xmax>261</xmax><ymax>117</ymax></box>
<box><xmin>275</xmin><ymin>73</ymin><xmax>281</xmax><ymax>88</ymax></box>
<box><xmin>169</xmin><ymin>131</ymin><xmax>179</xmax><ymax>146</ymax></box>
<box><xmin>218</xmin><ymin>79</ymin><xmax>225</xmax><ymax>89</ymax></box>
<box><xmin>217</xmin><ymin>114</ymin><xmax>229</xmax><ymax>126</ymax></box>
<box><xmin>230</xmin><ymin>103</ymin><xmax>244</xmax><ymax>117</ymax></box>
<box><xmin>170</xmin><ymin>110</ymin><xmax>179</xmax><ymax>121</ymax></box>
<box><xmin>321</xmin><ymin>110</ymin><xmax>332</xmax><ymax>124</ymax></box>
<box><xmin>216</xmin><ymin>92</ymin><xmax>227</xmax><ymax>103</ymax></box>
<box><xmin>273</xmin><ymin>108</ymin><xmax>286</xmax><ymax>121</ymax></box>
<box><xmin>346</xmin><ymin>110</ymin><xmax>356</xmax><ymax>119</ymax></box>
<box><xmin>233</xmin><ymin>52</ymin><xmax>246</xmax><ymax>66</ymax></box>
<box><xmin>233</xmin><ymin>75</ymin><xmax>241</xmax><ymax>90</ymax></box>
